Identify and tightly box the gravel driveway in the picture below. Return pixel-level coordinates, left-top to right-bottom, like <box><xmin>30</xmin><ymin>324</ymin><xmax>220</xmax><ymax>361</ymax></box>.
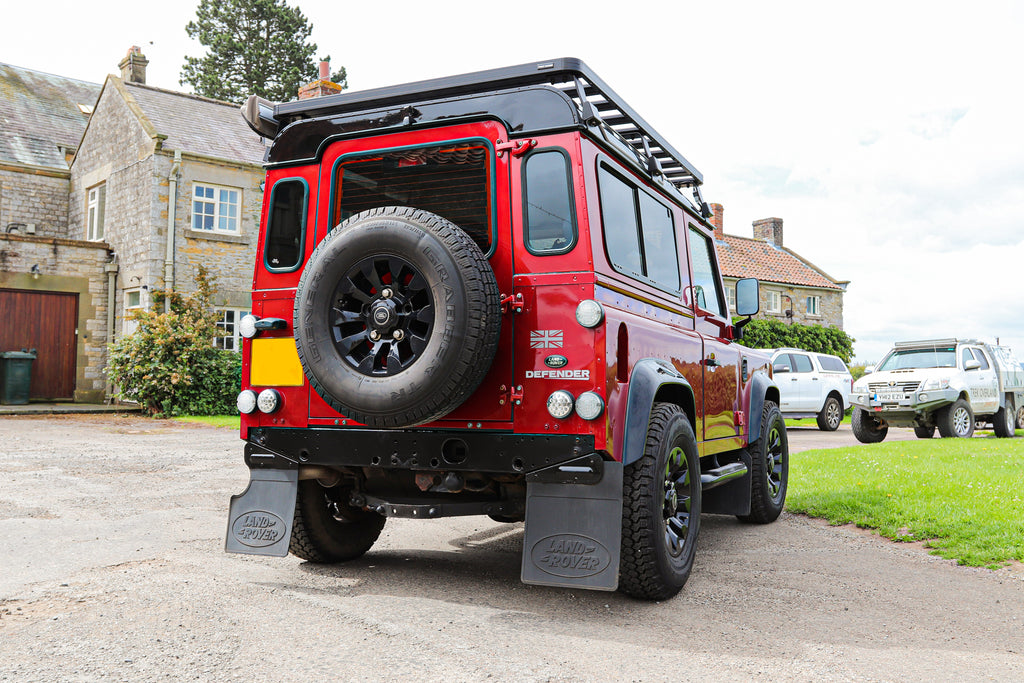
<box><xmin>1</xmin><ymin>415</ymin><xmax>1021</xmax><ymax>682</ymax></box>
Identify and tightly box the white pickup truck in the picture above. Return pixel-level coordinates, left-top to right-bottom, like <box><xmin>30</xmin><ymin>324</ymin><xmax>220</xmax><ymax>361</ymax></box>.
<box><xmin>850</xmin><ymin>338</ymin><xmax>1023</xmax><ymax>442</ymax></box>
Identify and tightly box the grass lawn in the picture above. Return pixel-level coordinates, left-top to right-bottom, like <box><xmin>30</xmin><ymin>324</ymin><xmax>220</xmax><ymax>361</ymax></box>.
<box><xmin>173</xmin><ymin>415</ymin><xmax>240</xmax><ymax>429</ymax></box>
<box><xmin>787</xmin><ymin>435</ymin><xmax>1024</xmax><ymax>568</ymax></box>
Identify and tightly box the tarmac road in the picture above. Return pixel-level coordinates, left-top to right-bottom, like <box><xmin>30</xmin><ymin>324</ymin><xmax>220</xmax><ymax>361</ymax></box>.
<box><xmin>1</xmin><ymin>414</ymin><xmax>1021</xmax><ymax>682</ymax></box>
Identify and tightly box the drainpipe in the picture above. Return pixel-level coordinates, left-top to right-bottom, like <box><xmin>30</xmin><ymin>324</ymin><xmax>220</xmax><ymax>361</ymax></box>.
<box><xmin>104</xmin><ymin>258</ymin><xmax>119</xmax><ymax>402</ymax></box>
<box><xmin>164</xmin><ymin>150</ymin><xmax>182</xmax><ymax>312</ymax></box>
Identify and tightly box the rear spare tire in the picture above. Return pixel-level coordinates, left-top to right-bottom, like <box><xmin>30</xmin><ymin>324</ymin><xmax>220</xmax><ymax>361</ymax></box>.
<box><xmin>294</xmin><ymin>207</ymin><xmax>501</xmax><ymax>428</ymax></box>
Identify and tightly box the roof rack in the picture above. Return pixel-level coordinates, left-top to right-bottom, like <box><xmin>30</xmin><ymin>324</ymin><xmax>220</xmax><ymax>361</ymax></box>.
<box><xmin>270</xmin><ymin>58</ymin><xmax>704</xmax><ymax>193</ymax></box>
<box><xmin>893</xmin><ymin>338</ymin><xmax>979</xmax><ymax>348</ymax></box>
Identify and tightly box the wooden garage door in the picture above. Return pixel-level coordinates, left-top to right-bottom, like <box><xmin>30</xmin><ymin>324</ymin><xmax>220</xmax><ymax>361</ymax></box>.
<box><xmin>0</xmin><ymin>289</ymin><xmax>78</xmax><ymax>400</ymax></box>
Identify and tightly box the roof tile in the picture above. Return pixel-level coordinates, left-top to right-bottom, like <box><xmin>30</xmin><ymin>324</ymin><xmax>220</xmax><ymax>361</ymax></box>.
<box><xmin>716</xmin><ymin>234</ymin><xmax>842</xmax><ymax>290</ymax></box>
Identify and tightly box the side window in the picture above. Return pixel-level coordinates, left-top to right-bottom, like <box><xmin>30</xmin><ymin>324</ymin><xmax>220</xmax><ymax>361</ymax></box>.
<box><xmin>961</xmin><ymin>348</ymin><xmax>975</xmax><ymax>368</ymax></box>
<box><xmin>598</xmin><ymin>166</ymin><xmax>642</xmax><ymax>276</ymax></box>
<box><xmin>523</xmin><ymin>150</ymin><xmax>576</xmax><ymax>254</ymax></box>
<box><xmin>773</xmin><ymin>354</ymin><xmax>793</xmax><ymax>372</ymax></box>
<box><xmin>817</xmin><ymin>355</ymin><xmax>846</xmax><ymax>372</ymax></box>
<box><xmin>637</xmin><ymin>192</ymin><xmax>679</xmax><ymax>290</ymax></box>
<box><xmin>972</xmin><ymin>348</ymin><xmax>990</xmax><ymax>370</ymax></box>
<box><xmin>791</xmin><ymin>354</ymin><xmax>814</xmax><ymax>373</ymax></box>
<box><xmin>264</xmin><ymin>179</ymin><xmax>308</xmax><ymax>272</ymax></box>
<box><xmin>598</xmin><ymin>163</ymin><xmax>681</xmax><ymax>292</ymax></box>
<box><xmin>687</xmin><ymin>226</ymin><xmax>725</xmax><ymax>317</ymax></box>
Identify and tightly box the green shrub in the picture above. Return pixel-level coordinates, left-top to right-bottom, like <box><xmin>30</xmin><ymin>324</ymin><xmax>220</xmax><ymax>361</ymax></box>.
<box><xmin>737</xmin><ymin>319</ymin><xmax>855</xmax><ymax>363</ymax></box>
<box><xmin>108</xmin><ymin>266</ymin><xmax>241</xmax><ymax>416</ymax></box>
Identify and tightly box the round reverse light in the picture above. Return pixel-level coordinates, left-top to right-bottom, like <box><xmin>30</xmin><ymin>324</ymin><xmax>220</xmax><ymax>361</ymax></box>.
<box><xmin>239</xmin><ymin>314</ymin><xmax>259</xmax><ymax>339</ymax></box>
<box><xmin>257</xmin><ymin>388</ymin><xmax>282</xmax><ymax>414</ymax></box>
<box><xmin>575</xmin><ymin>391</ymin><xmax>605</xmax><ymax>420</ymax></box>
<box><xmin>237</xmin><ymin>389</ymin><xmax>257</xmax><ymax>414</ymax></box>
<box><xmin>546</xmin><ymin>390</ymin><xmax>575</xmax><ymax>419</ymax></box>
<box><xmin>575</xmin><ymin>299</ymin><xmax>605</xmax><ymax>328</ymax></box>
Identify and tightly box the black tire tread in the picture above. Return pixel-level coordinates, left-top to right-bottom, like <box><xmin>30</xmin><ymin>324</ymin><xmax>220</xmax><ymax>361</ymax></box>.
<box><xmin>936</xmin><ymin>398</ymin><xmax>974</xmax><ymax>439</ymax></box>
<box><xmin>852</xmin><ymin>407</ymin><xmax>888</xmax><ymax>443</ymax></box>
<box><xmin>992</xmin><ymin>396</ymin><xmax>1015</xmax><ymax>438</ymax></box>
<box><xmin>739</xmin><ymin>400</ymin><xmax>787</xmax><ymax>524</ymax></box>
<box><xmin>289</xmin><ymin>480</ymin><xmax>385</xmax><ymax>562</ymax></box>
<box><xmin>619</xmin><ymin>403</ymin><xmax>699</xmax><ymax>601</ymax></box>
<box><xmin>816</xmin><ymin>394</ymin><xmax>843</xmax><ymax>431</ymax></box>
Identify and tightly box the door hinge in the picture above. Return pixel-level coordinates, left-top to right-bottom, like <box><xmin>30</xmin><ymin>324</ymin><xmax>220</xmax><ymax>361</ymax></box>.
<box><xmin>495</xmin><ymin>139</ymin><xmax>536</xmax><ymax>158</ymax></box>
<box><xmin>499</xmin><ymin>384</ymin><xmax>524</xmax><ymax>406</ymax></box>
<box><xmin>500</xmin><ymin>293</ymin><xmax>524</xmax><ymax>314</ymax></box>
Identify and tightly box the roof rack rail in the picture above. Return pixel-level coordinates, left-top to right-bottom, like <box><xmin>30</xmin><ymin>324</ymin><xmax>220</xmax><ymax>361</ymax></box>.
<box><xmin>272</xmin><ymin>58</ymin><xmax>704</xmax><ymax>196</ymax></box>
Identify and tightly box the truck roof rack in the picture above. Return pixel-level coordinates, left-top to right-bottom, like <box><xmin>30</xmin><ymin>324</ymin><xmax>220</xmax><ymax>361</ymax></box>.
<box><xmin>893</xmin><ymin>338</ymin><xmax>981</xmax><ymax>348</ymax></box>
<box><xmin>270</xmin><ymin>58</ymin><xmax>704</xmax><ymax>192</ymax></box>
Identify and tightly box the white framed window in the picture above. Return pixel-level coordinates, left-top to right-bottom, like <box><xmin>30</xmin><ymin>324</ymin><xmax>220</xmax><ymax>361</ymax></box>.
<box><xmin>193</xmin><ymin>183</ymin><xmax>240</xmax><ymax>233</ymax></box>
<box><xmin>766</xmin><ymin>289</ymin><xmax>782</xmax><ymax>314</ymax></box>
<box><xmin>214</xmin><ymin>308</ymin><xmax>249</xmax><ymax>351</ymax></box>
<box><xmin>806</xmin><ymin>295</ymin><xmax>821</xmax><ymax>316</ymax></box>
<box><xmin>725</xmin><ymin>285</ymin><xmax>736</xmax><ymax>313</ymax></box>
<box><xmin>123</xmin><ymin>287</ymin><xmax>145</xmax><ymax>335</ymax></box>
<box><xmin>87</xmin><ymin>183</ymin><xmax>106</xmax><ymax>241</ymax></box>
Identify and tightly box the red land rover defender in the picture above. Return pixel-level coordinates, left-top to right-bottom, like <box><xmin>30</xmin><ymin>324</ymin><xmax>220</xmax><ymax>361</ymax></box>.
<box><xmin>226</xmin><ymin>58</ymin><xmax>787</xmax><ymax>600</ymax></box>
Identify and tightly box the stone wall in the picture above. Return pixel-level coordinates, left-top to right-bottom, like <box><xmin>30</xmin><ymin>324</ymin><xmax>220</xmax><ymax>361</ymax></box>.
<box><xmin>0</xmin><ymin>233</ymin><xmax>111</xmax><ymax>401</ymax></box>
<box><xmin>0</xmin><ymin>166</ymin><xmax>71</xmax><ymax>238</ymax></box>
<box><xmin>727</xmin><ymin>278</ymin><xmax>845</xmax><ymax>329</ymax></box>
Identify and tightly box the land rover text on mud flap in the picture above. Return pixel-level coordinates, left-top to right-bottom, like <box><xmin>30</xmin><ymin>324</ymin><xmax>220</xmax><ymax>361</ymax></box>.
<box><xmin>850</xmin><ymin>338</ymin><xmax>1023</xmax><ymax>442</ymax></box>
<box><xmin>225</xmin><ymin>58</ymin><xmax>787</xmax><ymax>600</ymax></box>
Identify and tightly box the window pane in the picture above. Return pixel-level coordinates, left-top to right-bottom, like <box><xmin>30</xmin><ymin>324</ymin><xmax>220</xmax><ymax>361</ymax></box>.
<box><xmin>638</xmin><ymin>192</ymin><xmax>679</xmax><ymax>290</ymax></box>
<box><xmin>792</xmin><ymin>354</ymin><xmax>813</xmax><ymax>372</ymax></box>
<box><xmin>524</xmin><ymin>151</ymin><xmax>575</xmax><ymax>253</ymax></box>
<box><xmin>265</xmin><ymin>180</ymin><xmax>307</xmax><ymax>270</ymax></box>
<box><xmin>599</xmin><ymin>167</ymin><xmax>642</xmax><ymax>276</ymax></box>
<box><xmin>688</xmin><ymin>227</ymin><xmax>724</xmax><ymax>316</ymax></box>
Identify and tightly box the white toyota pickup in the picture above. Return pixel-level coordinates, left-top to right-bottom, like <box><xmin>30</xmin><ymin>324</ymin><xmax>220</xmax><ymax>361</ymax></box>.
<box><xmin>850</xmin><ymin>338</ymin><xmax>1023</xmax><ymax>442</ymax></box>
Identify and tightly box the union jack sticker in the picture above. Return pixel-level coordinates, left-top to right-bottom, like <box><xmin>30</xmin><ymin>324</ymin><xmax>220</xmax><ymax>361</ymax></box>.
<box><xmin>530</xmin><ymin>330</ymin><xmax>563</xmax><ymax>349</ymax></box>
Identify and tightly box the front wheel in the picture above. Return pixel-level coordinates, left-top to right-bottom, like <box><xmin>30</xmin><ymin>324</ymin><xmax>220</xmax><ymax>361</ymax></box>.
<box><xmin>289</xmin><ymin>479</ymin><xmax>386</xmax><ymax>562</ymax></box>
<box><xmin>993</xmin><ymin>397</ymin><xmax>1016</xmax><ymax>438</ymax></box>
<box><xmin>913</xmin><ymin>425</ymin><xmax>936</xmax><ymax>439</ymax></box>
<box><xmin>619</xmin><ymin>403</ymin><xmax>701</xmax><ymax>601</ymax></box>
<box><xmin>937</xmin><ymin>399</ymin><xmax>974</xmax><ymax>438</ymax></box>
<box><xmin>816</xmin><ymin>395</ymin><xmax>843</xmax><ymax>431</ymax></box>
<box><xmin>852</xmin><ymin>408</ymin><xmax>888</xmax><ymax>443</ymax></box>
<box><xmin>739</xmin><ymin>400</ymin><xmax>788</xmax><ymax>524</ymax></box>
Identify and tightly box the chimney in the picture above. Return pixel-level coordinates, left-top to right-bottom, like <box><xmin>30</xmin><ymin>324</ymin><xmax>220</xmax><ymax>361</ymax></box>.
<box><xmin>709</xmin><ymin>203</ymin><xmax>724</xmax><ymax>240</ymax></box>
<box><xmin>753</xmin><ymin>217</ymin><xmax>784</xmax><ymax>246</ymax></box>
<box><xmin>119</xmin><ymin>46</ymin><xmax>149</xmax><ymax>84</ymax></box>
<box><xmin>298</xmin><ymin>59</ymin><xmax>343</xmax><ymax>100</ymax></box>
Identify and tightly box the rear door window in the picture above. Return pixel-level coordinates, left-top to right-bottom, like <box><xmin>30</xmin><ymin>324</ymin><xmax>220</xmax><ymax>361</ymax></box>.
<box><xmin>264</xmin><ymin>179</ymin><xmax>308</xmax><ymax>272</ymax></box>
<box><xmin>523</xmin><ymin>149</ymin><xmax>576</xmax><ymax>254</ymax></box>
<box><xmin>791</xmin><ymin>353</ymin><xmax>814</xmax><ymax>373</ymax></box>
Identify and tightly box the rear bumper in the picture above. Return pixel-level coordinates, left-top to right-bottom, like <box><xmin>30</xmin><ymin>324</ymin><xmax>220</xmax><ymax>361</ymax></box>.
<box><xmin>244</xmin><ymin>426</ymin><xmax>596</xmax><ymax>475</ymax></box>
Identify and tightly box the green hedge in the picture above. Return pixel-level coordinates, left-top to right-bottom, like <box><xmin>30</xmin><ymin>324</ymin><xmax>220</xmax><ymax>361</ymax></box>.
<box><xmin>737</xmin><ymin>319</ymin><xmax>855</xmax><ymax>363</ymax></box>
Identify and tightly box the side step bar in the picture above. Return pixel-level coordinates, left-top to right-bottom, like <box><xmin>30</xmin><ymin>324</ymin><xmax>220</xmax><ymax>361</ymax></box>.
<box><xmin>700</xmin><ymin>462</ymin><xmax>748</xmax><ymax>491</ymax></box>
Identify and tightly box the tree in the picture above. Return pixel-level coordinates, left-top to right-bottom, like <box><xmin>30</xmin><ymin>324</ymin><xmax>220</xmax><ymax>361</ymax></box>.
<box><xmin>736</xmin><ymin>319</ymin><xmax>856</xmax><ymax>363</ymax></box>
<box><xmin>181</xmin><ymin>0</ymin><xmax>347</xmax><ymax>103</ymax></box>
<box><xmin>108</xmin><ymin>267</ymin><xmax>242</xmax><ymax>416</ymax></box>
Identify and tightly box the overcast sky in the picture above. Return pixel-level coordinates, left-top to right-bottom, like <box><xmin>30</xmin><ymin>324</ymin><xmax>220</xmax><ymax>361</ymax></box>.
<box><xmin>3</xmin><ymin>0</ymin><xmax>1022</xmax><ymax>362</ymax></box>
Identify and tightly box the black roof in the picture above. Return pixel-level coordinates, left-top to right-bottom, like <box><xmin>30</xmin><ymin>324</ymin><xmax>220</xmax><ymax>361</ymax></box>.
<box><xmin>265</xmin><ymin>58</ymin><xmax>703</xmax><ymax>196</ymax></box>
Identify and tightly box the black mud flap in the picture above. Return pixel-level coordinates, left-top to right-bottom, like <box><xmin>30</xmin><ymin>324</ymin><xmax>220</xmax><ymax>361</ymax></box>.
<box><xmin>225</xmin><ymin>469</ymin><xmax>298</xmax><ymax>557</ymax></box>
<box><xmin>521</xmin><ymin>461</ymin><xmax>623</xmax><ymax>591</ymax></box>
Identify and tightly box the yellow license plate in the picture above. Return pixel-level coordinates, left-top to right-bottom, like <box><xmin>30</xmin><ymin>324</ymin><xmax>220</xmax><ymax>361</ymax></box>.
<box><xmin>250</xmin><ymin>338</ymin><xmax>305</xmax><ymax>386</ymax></box>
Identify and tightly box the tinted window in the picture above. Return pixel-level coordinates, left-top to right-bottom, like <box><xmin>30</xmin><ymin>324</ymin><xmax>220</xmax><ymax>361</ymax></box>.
<box><xmin>335</xmin><ymin>143</ymin><xmax>492</xmax><ymax>253</ymax></box>
<box><xmin>817</xmin><ymin>355</ymin><xmax>848</xmax><ymax>372</ymax></box>
<box><xmin>773</xmin><ymin>354</ymin><xmax>793</xmax><ymax>372</ymax></box>
<box><xmin>265</xmin><ymin>179</ymin><xmax>307</xmax><ymax>271</ymax></box>
<box><xmin>638</xmin><ymin>192</ymin><xmax>679</xmax><ymax>290</ymax></box>
<box><xmin>791</xmin><ymin>354</ymin><xmax>814</xmax><ymax>373</ymax></box>
<box><xmin>598</xmin><ymin>167</ymin><xmax>643</xmax><ymax>276</ymax></box>
<box><xmin>688</xmin><ymin>227</ymin><xmax>724</xmax><ymax>316</ymax></box>
<box><xmin>524</xmin><ymin>150</ymin><xmax>575</xmax><ymax>254</ymax></box>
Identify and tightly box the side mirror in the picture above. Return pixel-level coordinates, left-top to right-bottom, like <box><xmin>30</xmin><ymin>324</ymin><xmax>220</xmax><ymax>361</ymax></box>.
<box><xmin>735</xmin><ymin>278</ymin><xmax>759</xmax><ymax>316</ymax></box>
<box><xmin>863</xmin><ymin>366</ymin><xmax>874</xmax><ymax>375</ymax></box>
<box><xmin>774</xmin><ymin>364</ymin><xmax>791</xmax><ymax>374</ymax></box>
<box><xmin>964</xmin><ymin>359</ymin><xmax>981</xmax><ymax>371</ymax></box>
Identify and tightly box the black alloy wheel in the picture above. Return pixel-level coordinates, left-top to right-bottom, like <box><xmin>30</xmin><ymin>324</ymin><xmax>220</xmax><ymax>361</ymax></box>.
<box><xmin>331</xmin><ymin>255</ymin><xmax>434</xmax><ymax>377</ymax></box>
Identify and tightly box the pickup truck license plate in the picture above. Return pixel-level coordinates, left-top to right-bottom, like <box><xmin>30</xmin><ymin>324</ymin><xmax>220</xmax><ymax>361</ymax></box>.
<box><xmin>876</xmin><ymin>392</ymin><xmax>905</xmax><ymax>402</ymax></box>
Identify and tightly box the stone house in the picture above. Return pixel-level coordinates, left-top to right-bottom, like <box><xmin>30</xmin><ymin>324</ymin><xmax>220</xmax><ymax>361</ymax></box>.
<box><xmin>708</xmin><ymin>203</ymin><xmax>849</xmax><ymax>329</ymax></box>
<box><xmin>0</xmin><ymin>48</ymin><xmax>266</xmax><ymax>402</ymax></box>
